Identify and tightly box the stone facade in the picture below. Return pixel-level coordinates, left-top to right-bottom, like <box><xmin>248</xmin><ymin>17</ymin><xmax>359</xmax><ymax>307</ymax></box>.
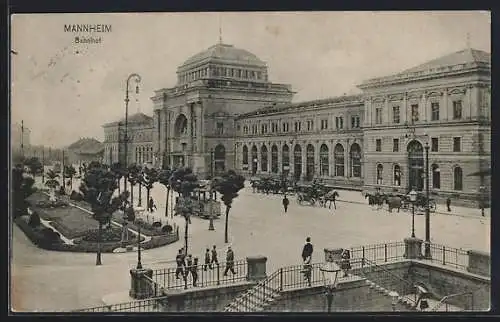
<box><xmin>102</xmin><ymin>44</ymin><xmax>490</xmax><ymax>201</ymax></box>
<box><xmin>102</xmin><ymin>113</ymin><xmax>154</xmax><ymax>166</ymax></box>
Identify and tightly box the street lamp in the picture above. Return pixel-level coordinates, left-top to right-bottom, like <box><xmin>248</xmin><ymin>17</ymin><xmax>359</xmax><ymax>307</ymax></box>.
<box><xmin>320</xmin><ymin>261</ymin><xmax>341</xmax><ymax>313</ymax></box>
<box><xmin>479</xmin><ymin>185</ymin><xmax>485</xmax><ymax>217</ymax></box>
<box><xmin>124</xmin><ymin>73</ymin><xmax>142</xmax><ymax>193</ymax></box>
<box><xmin>409</xmin><ymin>189</ymin><xmax>417</xmax><ymax>238</ymax></box>
<box><xmin>424</xmin><ymin>141</ymin><xmax>431</xmax><ymax>258</ymax></box>
<box><xmin>389</xmin><ymin>291</ymin><xmax>399</xmax><ymax>312</ymax></box>
<box><xmin>253</xmin><ymin>158</ymin><xmax>258</xmax><ymax>175</ymax></box>
<box><xmin>135</xmin><ymin>206</ymin><xmax>145</xmax><ymax>269</ymax></box>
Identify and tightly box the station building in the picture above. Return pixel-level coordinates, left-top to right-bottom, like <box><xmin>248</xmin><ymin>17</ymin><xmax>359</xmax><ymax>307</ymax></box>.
<box><xmin>102</xmin><ymin>43</ymin><xmax>490</xmax><ymax>203</ymax></box>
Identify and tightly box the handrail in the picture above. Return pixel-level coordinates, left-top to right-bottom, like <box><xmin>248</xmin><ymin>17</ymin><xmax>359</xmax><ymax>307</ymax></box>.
<box><xmin>430</xmin><ymin>291</ymin><xmax>473</xmax><ymax>312</ymax></box>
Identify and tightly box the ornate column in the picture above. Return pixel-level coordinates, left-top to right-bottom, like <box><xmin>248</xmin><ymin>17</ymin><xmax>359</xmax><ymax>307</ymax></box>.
<box><xmin>420</xmin><ymin>92</ymin><xmax>427</xmax><ymax>121</ymax></box>
<box><xmin>315</xmin><ymin>141</ymin><xmax>320</xmax><ymax>177</ymax></box>
<box><xmin>402</xmin><ymin>92</ymin><xmax>408</xmax><ymax>123</ymax></box>
<box><xmin>384</xmin><ymin>96</ymin><xmax>389</xmax><ymax>125</ymax></box>
<box><xmin>277</xmin><ymin>141</ymin><xmax>282</xmax><ymax>174</ymax></box>
<box><xmin>301</xmin><ymin>142</ymin><xmax>307</xmax><ymax>180</ymax></box>
<box><xmin>345</xmin><ymin>140</ymin><xmax>350</xmax><ymax>178</ymax></box>
<box><xmin>443</xmin><ymin>89</ymin><xmax>449</xmax><ymax>121</ymax></box>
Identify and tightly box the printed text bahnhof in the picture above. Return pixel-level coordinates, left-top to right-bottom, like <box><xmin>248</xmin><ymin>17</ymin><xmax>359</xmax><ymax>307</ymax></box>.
<box><xmin>64</xmin><ymin>24</ymin><xmax>112</xmax><ymax>33</ymax></box>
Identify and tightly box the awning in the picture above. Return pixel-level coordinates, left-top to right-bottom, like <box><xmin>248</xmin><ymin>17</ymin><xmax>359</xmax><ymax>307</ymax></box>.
<box><xmin>467</xmin><ymin>169</ymin><xmax>491</xmax><ymax>177</ymax></box>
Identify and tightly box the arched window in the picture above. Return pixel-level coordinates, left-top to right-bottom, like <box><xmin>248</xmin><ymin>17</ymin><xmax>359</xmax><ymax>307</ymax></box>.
<box><xmin>293</xmin><ymin>144</ymin><xmax>302</xmax><ymax>181</ymax></box>
<box><xmin>376</xmin><ymin>164</ymin><xmax>384</xmax><ymax>185</ymax></box>
<box><xmin>306</xmin><ymin>144</ymin><xmax>315</xmax><ymax>181</ymax></box>
<box><xmin>242</xmin><ymin>145</ymin><xmax>249</xmax><ymax>166</ymax></box>
<box><xmin>214</xmin><ymin>144</ymin><xmax>226</xmax><ymax>173</ymax></box>
<box><xmin>453</xmin><ymin>166</ymin><xmax>463</xmax><ymax>191</ymax></box>
<box><xmin>251</xmin><ymin>145</ymin><xmax>258</xmax><ymax>175</ymax></box>
<box><xmin>320</xmin><ymin>144</ymin><xmax>329</xmax><ymax>176</ymax></box>
<box><xmin>393</xmin><ymin>164</ymin><xmax>401</xmax><ymax>186</ymax></box>
<box><xmin>271</xmin><ymin>145</ymin><xmax>278</xmax><ymax>173</ymax></box>
<box><xmin>282</xmin><ymin>144</ymin><xmax>290</xmax><ymax>172</ymax></box>
<box><xmin>174</xmin><ymin>114</ymin><xmax>188</xmax><ymax>136</ymax></box>
<box><xmin>432</xmin><ymin>164</ymin><xmax>440</xmax><ymax>189</ymax></box>
<box><xmin>350</xmin><ymin>143</ymin><xmax>362</xmax><ymax>178</ymax></box>
<box><xmin>334</xmin><ymin>144</ymin><xmax>345</xmax><ymax>177</ymax></box>
<box><xmin>261</xmin><ymin>145</ymin><xmax>268</xmax><ymax>172</ymax></box>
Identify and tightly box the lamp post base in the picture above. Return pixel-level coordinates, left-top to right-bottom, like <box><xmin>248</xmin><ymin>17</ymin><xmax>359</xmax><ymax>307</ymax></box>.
<box><xmin>208</xmin><ymin>217</ymin><xmax>215</xmax><ymax>231</ymax></box>
<box><xmin>423</xmin><ymin>241</ymin><xmax>432</xmax><ymax>259</ymax></box>
<box><xmin>326</xmin><ymin>290</ymin><xmax>333</xmax><ymax>313</ymax></box>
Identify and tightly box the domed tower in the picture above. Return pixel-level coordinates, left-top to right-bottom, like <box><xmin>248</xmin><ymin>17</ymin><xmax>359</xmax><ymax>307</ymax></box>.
<box><xmin>151</xmin><ymin>43</ymin><xmax>294</xmax><ymax>177</ymax></box>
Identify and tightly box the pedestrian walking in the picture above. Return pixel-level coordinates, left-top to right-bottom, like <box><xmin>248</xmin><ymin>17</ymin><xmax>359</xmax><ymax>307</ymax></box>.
<box><xmin>223</xmin><ymin>246</ymin><xmax>236</xmax><ymax>276</ymax></box>
<box><xmin>191</xmin><ymin>257</ymin><xmax>199</xmax><ymax>287</ymax></box>
<box><xmin>446</xmin><ymin>197</ymin><xmax>451</xmax><ymax>212</ymax></box>
<box><xmin>282</xmin><ymin>195</ymin><xmax>290</xmax><ymax>213</ymax></box>
<box><xmin>204</xmin><ymin>248</ymin><xmax>211</xmax><ymax>271</ymax></box>
<box><xmin>175</xmin><ymin>249</ymin><xmax>185</xmax><ymax>279</ymax></box>
<box><xmin>184</xmin><ymin>254</ymin><xmax>193</xmax><ymax>281</ymax></box>
<box><xmin>301</xmin><ymin>237</ymin><xmax>313</xmax><ymax>262</ymax></box>
<box><xmin>211</xmin><ymin>245</ymin><xmax>219</xmax><ymax>267</ymax></box>
<box><xmin>148</xmin><ymin>196</ymin><xmax>157</xmax><ymax>213</ymax></box>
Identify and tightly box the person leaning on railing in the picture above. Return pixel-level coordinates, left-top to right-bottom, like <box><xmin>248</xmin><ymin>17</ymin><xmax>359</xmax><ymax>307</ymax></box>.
<box><xmin>340</xmin><ymin>249</ymin><xmax>351</xmax><ymax>277</ymax></box>
<box><xmin>302</xmin><ymin>256</ymin><xmax>312</xmax><ymax>287</ymax></box>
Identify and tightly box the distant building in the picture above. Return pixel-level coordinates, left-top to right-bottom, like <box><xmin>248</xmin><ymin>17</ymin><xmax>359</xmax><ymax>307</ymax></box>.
<box><xmin>66</xmin><ymin>137</ymin><xmax>104</xmax><ymax>165</ymax></box>
<box><xmin>102</xmin><ymin>112</ymin><xmax>154</xmax><ymax>166</ymax></box>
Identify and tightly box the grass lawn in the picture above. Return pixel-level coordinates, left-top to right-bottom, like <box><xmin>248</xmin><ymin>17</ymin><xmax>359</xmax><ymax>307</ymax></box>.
<box><xmin>27</xmin><ymin>192</ymin><xmax>99</xmax><ymax>239</ymax></box>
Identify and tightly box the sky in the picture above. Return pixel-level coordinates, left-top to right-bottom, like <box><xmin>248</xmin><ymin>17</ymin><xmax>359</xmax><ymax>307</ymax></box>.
<box><xmin>10</xmin><ymin>11</ymin><xmax>490</xmax><ymax>147</ymax></box>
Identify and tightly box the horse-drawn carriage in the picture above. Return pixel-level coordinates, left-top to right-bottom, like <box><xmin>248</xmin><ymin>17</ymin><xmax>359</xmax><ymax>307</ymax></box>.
<box><xmin>295</xmin><ymin>181</ymin><xmax>339</xmax><ymax>208</ymax></box>
<box><xmin>250</xmin><ymin>176</ymin><xmax>294</xmax><ymax>195</ymax></box>
<box><xmin>363</xmin><ymin>190</ymin><xmax>436</xmax><ymax>213</ymax></box>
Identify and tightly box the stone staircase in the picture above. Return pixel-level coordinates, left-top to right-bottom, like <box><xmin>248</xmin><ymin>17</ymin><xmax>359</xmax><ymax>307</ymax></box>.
<box><xmin>224</xmin><ymin>281</ymin><xmax>282</xmax><ymax>312</ymax></box>
<box><xmin>365</xmin><ymin>279</ymin><xmax>418</xmax><ymax>311</ymax></box>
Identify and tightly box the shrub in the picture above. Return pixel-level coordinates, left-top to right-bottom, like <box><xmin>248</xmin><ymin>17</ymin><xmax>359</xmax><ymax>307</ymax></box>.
<box><xmin>59</xmin><ymin>186</ymin><xmax>66</xmax><ymax>195</ymax></box>
<box><xmin>152</xmin><ymin>221</ymin><xmax>162</xmax><ymax>228</ymax></box>
<box><xmin>161</xmin><ymin>225</ymin><xmax>173</xmax><ymax>234</ymax></box>
<box><xmin>70</xmin><ymin>190</ymin><xmax>84</xmax><ymax>201</ymax></box>
<box><xmin>28</xmin><ymin>212</ymin><xmax>41</xmax><ymax>227</ymax></box>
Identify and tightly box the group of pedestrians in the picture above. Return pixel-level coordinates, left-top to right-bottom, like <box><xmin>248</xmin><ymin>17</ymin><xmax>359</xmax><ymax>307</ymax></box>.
<box><xmin>174</xmin><ymin>245</ymin><xmax>237</xmax><ymax>287</ymax></box>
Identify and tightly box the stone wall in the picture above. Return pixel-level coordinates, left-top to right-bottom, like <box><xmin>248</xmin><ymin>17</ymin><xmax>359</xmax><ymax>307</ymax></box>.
<box><xmin>161</xmin><ymin>282</ymin><xmax>255</xmax><ymax>312</ymax></box>
<box><xmin>266</xmin><ymin>277</ymin><xmax>413</xmax><ymax>312</ymax></box>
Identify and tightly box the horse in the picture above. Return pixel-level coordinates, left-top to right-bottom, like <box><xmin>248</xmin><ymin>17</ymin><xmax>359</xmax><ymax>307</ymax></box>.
<box><xmin>365</xmin><ymin>193</ymin><xmax>385</xmax><ymax>210</ymax></box>
<box><xmin>385</xmin><ymin>196</ymin><xmax>403</xmax><ymax>213</ymax></box>
<box><xmin>322</xmin><ymin>190</ymin><xmax>339</xmax><ymax>209</ymax></box>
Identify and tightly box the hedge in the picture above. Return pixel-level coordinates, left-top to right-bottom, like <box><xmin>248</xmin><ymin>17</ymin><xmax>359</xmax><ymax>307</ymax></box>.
<box><xmin>15</xmin><ymin>216</ymin><xmax>179</xmax><ymax>253</ymax></box>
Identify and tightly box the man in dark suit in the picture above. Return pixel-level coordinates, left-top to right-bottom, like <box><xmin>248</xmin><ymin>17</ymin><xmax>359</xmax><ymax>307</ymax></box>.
<box><xmin>301</xmin><ymin>237</ymin><xmax>313</xmax><ymax>262</ymax></box>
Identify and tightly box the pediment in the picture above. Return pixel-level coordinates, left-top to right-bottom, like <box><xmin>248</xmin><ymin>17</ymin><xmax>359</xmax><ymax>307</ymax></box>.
<box><xmin>448</xmin><ymin>87</ymin><xmax>466</xmax><ymax>95</ymax></box>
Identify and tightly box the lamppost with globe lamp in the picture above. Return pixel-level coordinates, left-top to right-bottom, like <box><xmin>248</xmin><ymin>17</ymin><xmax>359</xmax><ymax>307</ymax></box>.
<box><xmin>320</xmin><ymin>261</ymin><xmax>341</xmax><ymax>313</ymax></box>
<box><xmin>134</xmin><ymin>206</ymin><xmax>145</xmax><ymax>269</ymax></box>
<box><xmin>123</xmin><ymin>73</ymin><xmax>142</xmax><ymax>193</ymax></box>
<box><xmin>409</xmin><ymin>189</ymin><xmax>417</xmax><ymax>238</ymax></box>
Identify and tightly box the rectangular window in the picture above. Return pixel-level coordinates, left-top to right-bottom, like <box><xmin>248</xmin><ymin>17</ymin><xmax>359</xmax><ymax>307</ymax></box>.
<box><xmin>351</xmin><ymin>116</ymin><xmax>360</xmax><ymax>128</ymax></box>
<box><xmin>376</xmin><ymin>139</ymin><xmax>382</xmax><ymax>152</ymax></box>
<box><xmin>335</xmin><ymin>117</ymin><xmax>344</xmax><ymax>129</ymax></box>
<box><xmin>431</xmin><ymin>138</ymin><xmax>438</xmax><ymax>152</ymax></box>
<box><xmin>321</xmin><ymin>119</ymin><xmax>328</xmax><ymax>130</ymax></box>
<box><xmin>216</xmin><ymin>122</ymin><xmax>224</xmax><ymax>135</ymax></box>
<box><xmin>393</xmin><ymin>138</ymin><xmax>399</xmax><ymax>152</ymax></box>
<box><xmin>261</xmin><ymin>124</ymin><xmax>268</xmax><ymax>134</ymax></box>
<box><xmin>294</xmin><ymin>121</ymin><xmax>301</xmax><ymax>132</ymax></box>
<box><xmin>431</xmin><ymin>102</ymin><xmax>440</xmax><ymax>121</ymax></box>
<box><xmin>392</xmin><ymin>106</ymin><xmax>400</xmax><ymax>124</ymax></box>
<box><xmin>453</xmin><ymin>137</ymin><xmax>461</xmax><ymax>152</ymax></box>
<box><xmin>453</xmin><ymin>101</ymin><xmax>463</xmax><ymax>120</ymax></box>
<box><xmin>307</xmin><ymin>120</ymin><xmax>314</xmax><ymax>131</ymax></box>
<box><xmin>282</xmin><ymin>122</ymin><xmax>289</xmax><ymax>132</ymax></box>
<box><xmin>411</xmin><ymin>104</ymin><xmax>419</xmax><ymax>123</ymax></box>
<box><xmin>375</xmin><ymin>108</ymin><xmax>382</xmax><ymax>124</ymax></box>
<box><xmin>356</xmin><ymin>116</ymin><xmax>360</xmax><ymax>128</ymax></box>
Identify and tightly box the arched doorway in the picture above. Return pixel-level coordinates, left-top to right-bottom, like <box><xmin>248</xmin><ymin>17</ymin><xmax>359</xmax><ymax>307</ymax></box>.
<box><xmin>407</xmin><ymin>140</ymin><xmax>424</xmax><ymax>191</ymax></box>
<box><xmin>334</xmin><ymin>144</ymin><xmax>345</xmax><ymax>177</ymax></box>
<box><xmin>271</xmin><ymin>145</ymin><xmax>278</xmax><ymax>173</ymax></box>
<box><xmin>293</xmin><ymin>144</ymin><xmax>302</xmax><ymax>181</ymax></box>
<box><xmin>174</xmin><ymin>114</ymin><xmax>188</xmax><ymax>136</ymax></box>
<box><xmin>319</xmin><ymin>144</ymin><xmax>329</xmax><ymax>176</ymax></box>
<box><xmin>251</xmin><ymin>145</ymin><xmax>258</xmax><ymax>175</ymax></box>
<box><xmin>306</xmin><ymin>144</ymin><xmax>315</xmax><ymax>181</ymax></box>
<box><xmin>214</xmin><ymin>144</ymin><xmax>226</xmax><ymax>173</ymax></box>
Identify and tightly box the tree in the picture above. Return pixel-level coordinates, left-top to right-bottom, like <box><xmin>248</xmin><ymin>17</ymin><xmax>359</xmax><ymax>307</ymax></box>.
<box><xmin>25</xmin><ymin>157</ymin><xmax>43</xmax><ymax>179</ymax></box>
<box><xmin>64</xmin><ymin>165</ymin><xmax>77</xmax><ymax>191</ymax></box>
<box><xmin>212</xmin><ymin>170</ymin><xmax>245</xmax><ymax>243</ymax></box>
<box><xmin>143</xmin><ymin>166</ymin><xmax>159</xmax><ymax>211</ymax></box>
<box><xmin>79</xmin><ymin>162</ymin><xmax>121</xmax><ymax>265</ymax></box>
<box><xmin>45</xmin><ymin>169</ymin><xmax>60</xmax><ymax>194</ymax></box>
<box><xmin>158</xmin><ymin>167</ymin><xmax>174</xmax><ymax>218</ymax></box>
<box><xmin>127</xmin><ymin>164</ymin><xmax>141</xmax><ymax>207</ymax></box>
<box><xmin>110</xmin><ymin>162</ymin><xmax>126</xmax><ymax>194</ymax></box>
<box><xmin>170</xmin><ymin>167</ymin><xmax>199</xmax><ymax>254</ymax></box>
<box><xmin>12</xmin><ymin>164</ymin><xmax>36</xmax><ymax>217</ymax></box>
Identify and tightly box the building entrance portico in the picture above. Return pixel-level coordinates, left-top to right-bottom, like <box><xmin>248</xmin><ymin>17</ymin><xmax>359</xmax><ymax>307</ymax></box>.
<box><xmin>407</xmin><ymin>140</ymin><xmax>424</xmax><ymax>191</ymax></box>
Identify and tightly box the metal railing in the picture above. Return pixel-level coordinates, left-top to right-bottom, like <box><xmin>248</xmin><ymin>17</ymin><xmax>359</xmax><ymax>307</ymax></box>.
<box><xmin>357</xmin><ymin>258</ymin><xmax>418</xmax><ymax>306</ymax></box>
<box><xmin>75</xmin><ymin>296</ymin><xmax>168</xmax><ymax>312</ymax></box>
<box><xmin>350</xmin><ymin>241</ymin><xmax>406</xmax><ymax>263</ymax></box>
<box><xmin>431</xmin><ymin>291</ymin><xmax>473</xmax><ymax>312</ymax></box>
<box><xmin>152</xmin><ymin>259</ymin><xmax>248</xmax><ymax>291</ymax></box>
<box><xmin>225</xmin><ymin>258</ymin><xmax>365</xmax><ymax>312</ymax></box>
<box><xmin>427</xmin><ymin>243</ymin><xmax>469</xmax><ymax>271</ymax></box>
